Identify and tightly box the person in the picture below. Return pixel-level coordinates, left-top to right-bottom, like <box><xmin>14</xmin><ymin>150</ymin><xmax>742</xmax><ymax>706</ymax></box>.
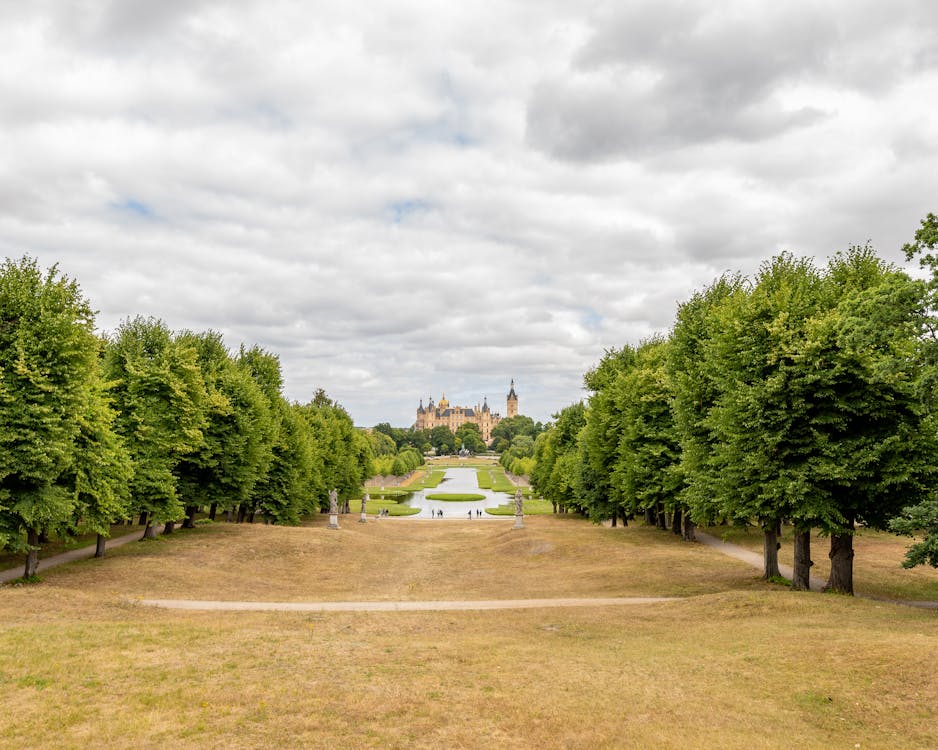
<box><xmin>438</xmin><ymin>509</ymin><xmax>443</xmax><ymax>518</ymax></box>
<box><xmin>468</xmin><ymin>510</ymin><xmax>472</xmax><ymax>519</ymax></box>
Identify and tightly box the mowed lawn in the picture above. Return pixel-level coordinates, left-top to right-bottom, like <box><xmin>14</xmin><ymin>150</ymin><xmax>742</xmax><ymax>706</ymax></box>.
<box><xmin>1</xmin><ymin>516</ymin><xmax>936</xmax><ymax>749</ymax></box>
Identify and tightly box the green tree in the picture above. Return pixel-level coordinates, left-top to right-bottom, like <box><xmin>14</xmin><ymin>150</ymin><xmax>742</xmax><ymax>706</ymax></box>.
<box><xmin>611</xmin><ymin>338</ymin><xmax>684</xmax><ymax>535</ymax></box>
<box><xmin>889</xmin><ymin>500</ymin><xmax>938</xmax><ymax>568</ymax></box>
<box><xmin>530</xmin><ymin>403</ymin><xmax>586</xmax><ymax>514</ymax></box>
<box><xmin>104</xmin><ymin>317</ymin><xmax>207</xmax><ymax>538</ymax></box>
<box><xmin>455</xmin><ymin>422</ymin><xmax>486</xmax><ymax>453</ymax></box>
<box><xmin>807</xmin><ymin>247</ymin><xmax>936</xmax><ymax>593</ymax></box>
<box><xmin>63</xmin><ymin>363</ymin><xmax>134</xmax><ymax>558</ymax></box>
<box><xmin>174</xmin><ymin>332</ymin><xmax>274</xmax><ymax>527</ymax></box>
<box><xmin>429</xmin><ymin>425</ymin><xmax>455</xmax><ymax>455</ymax></box>
<box><xmin>0</xmin><ymin>258</ymin><xmax>105</xmax><ymax>576</ymax></box>
<box><xmin>669</xmin><ymin>275</ymin><xmax>744</xmax><ymax>534</ymax></box>
<box><xmin>578</xmin><ymin>346</ymin><xmax>637</xmax><ymax>525</ymax></box>
<box><xmin>489</xmin><ymin>414</ymin><xmax>542</xmax><ymax>449</ymax></box>
<box><xmin>703</xmin><ymin>254</ymin><xmax>824</xmax><ymax>579</ymax></box>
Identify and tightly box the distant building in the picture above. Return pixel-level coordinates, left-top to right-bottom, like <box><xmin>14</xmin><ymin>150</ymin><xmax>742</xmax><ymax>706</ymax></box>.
<box><xmin>415</xmin><ymin>380</ymin><xmax>519</xmax><ymax>443</ymax></box>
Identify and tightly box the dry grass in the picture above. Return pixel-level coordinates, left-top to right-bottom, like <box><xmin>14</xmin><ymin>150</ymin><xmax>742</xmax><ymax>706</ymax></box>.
<box><xmin>704</xmin><ymin>524</ymin><xmax>938</xmax><ymax>600</ymax></box>
<box><xmin>1</xmin><ymin>517</ymin><xmax>936</xmax><ymax>749</ymax></box>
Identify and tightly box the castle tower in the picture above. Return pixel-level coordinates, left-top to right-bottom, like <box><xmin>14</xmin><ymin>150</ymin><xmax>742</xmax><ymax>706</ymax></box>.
<box><xmin>506</xmin><ymin>379</ymin><xmax>518</xmax><ymax>418</ymax></box>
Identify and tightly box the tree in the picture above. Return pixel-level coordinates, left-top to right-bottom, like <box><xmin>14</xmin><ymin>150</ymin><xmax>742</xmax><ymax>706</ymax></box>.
<box><xmin>174</xmin><ymin>332</ymin><xmax>274</xmax><ymax>526</ymax></box>
<box><xmin>703</xmin><ymin>254</ymin><xmax>824</xmax><ymax>579</ymax></box>
<box><xmin>611</xmin><ymin>338</ymin><xmax>683</xmax><ymax>535</ymax></box>
<box><xmin>669</xmin><ymin>275</ymin><xmax>744</xmax><ymax>540</ymax></box>
<box><xmin>808</xmin><ymin>247</ymin><xmax>936</xmax><ymax>593</ymax></box>
<box><xmin>0</xmin><ymin>258</ymin><xmax>104</xmax><ymax>577</ymax></box>
<box><xmin>104</xmin><ymin>317</ymin><xmax>207</xmax><ymax>538</ymax></box>
<box><xmin>63</xmin><ymin>361</ymin><xmax>133</xmax><ymax>558</ymax></box>
<box><xmin>530</xmin><ymin>403</ymin><xmax>586</xmax><ymax>514</ymax></box>
<box><xmin>579</xmin><ymin>346</ymin><xmax>637</xmax><ymax>525</ymax></box>
<box><xmin>489</xmin><ymin>415</ymin><xmax>541</xmax><ymax>449</ymax></box>
<box><xmin>455</xmin><ymin>422</ymin><xmax>486</xmax><ymax>453</ymax></box>
<box><xmin>889</xmin><ymin>500</ymin><xmax>938</xmax><ymax>568</ymax></box>
<box><xmin>429</xmin><ymin>425</ymin><xmax>455</xmax><ymax>455</ymax></box>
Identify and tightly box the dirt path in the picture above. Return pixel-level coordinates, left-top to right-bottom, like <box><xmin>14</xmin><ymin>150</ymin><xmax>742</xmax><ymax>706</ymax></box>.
<box><xmin>0</xmin><ymin>525</ymin><xmax>163</xmax><ymax>584</ymax></box>
<box><xmin>137</xmin><ymin>596</ymin><xmax>681</xmax><ymax>612</ymax></box>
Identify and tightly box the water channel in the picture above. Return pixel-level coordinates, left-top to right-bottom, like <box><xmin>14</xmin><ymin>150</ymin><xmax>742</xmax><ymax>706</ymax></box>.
<box><xmin>388</xmin><ymin>467</ymin><xmax>515</xmax><ymax>518</ymax></box>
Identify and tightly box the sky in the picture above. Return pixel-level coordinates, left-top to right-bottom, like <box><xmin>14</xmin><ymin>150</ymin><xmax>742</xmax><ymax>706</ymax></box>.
<box><xmin>2</xmin><ymin>1</ymin><xmax>937</xmax><ymax>427</ymax></box>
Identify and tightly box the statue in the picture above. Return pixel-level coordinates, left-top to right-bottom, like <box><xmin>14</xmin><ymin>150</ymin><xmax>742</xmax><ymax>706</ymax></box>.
<box><xmin>328</xmin><ymin>488</ymin><xmax>340</xmax><ymax>529</ymax></box>
<box><xmin>360</xmin><ymin>493</ymin><xmax>369</xmax><ymax>523</ymax></box>
<box><xmin>329</xmin><ymin>489</ymin><xmax>338</xmax><ymax>515</ymax></box>
<box><xmin>513</xmin><ymin>488</ymin><xmax>525</xmax><ymax>529</ymax></box>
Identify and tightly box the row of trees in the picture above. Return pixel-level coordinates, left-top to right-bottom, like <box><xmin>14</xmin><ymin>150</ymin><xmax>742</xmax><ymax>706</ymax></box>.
<box><xmin>532</xmin><ymin>224</ymin><xmax>938</xmax><ymax>594</ymax></box>
<box><xmin>0</xmin><ymin>257</ymin><xmax>372</xmax><ymax>577</ymax></box>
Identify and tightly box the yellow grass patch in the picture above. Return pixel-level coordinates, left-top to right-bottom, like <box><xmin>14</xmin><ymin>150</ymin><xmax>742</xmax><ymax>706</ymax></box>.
<box><xmin>1</xmin><ymin>517</ymin><xmax>935</xmax><ymax>749</ymax></box>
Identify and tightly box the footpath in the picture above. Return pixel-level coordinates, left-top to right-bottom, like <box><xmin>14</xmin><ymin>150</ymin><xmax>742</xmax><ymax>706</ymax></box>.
<box><xmin>0</xmin><ymin>525</ymin><xmax>163</xmax><ymax>584</ymax></box>
<box><xmin>4</xmin><ymin>522</ymin><xmax>936</xmax><ymax>611</ymax></box>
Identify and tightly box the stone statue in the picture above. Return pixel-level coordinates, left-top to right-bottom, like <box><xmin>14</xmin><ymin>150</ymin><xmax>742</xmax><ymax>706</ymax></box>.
<box><xmin>513</xmin><ymin>488</ymin><xmax>525</xmax><ymax>529</ymax></box>
<box><xmin>360</xmin><ymin>493</ymin><xmax>369</xmax><ymax>523</ymax></box>
<box><xmin>328</xmin><ymin>488</ymin><xmax>340</xmax><ymax>529</ymax></box>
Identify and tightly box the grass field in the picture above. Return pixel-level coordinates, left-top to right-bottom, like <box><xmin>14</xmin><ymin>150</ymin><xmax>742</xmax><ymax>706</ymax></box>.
<box><xmin>703</xmin><ymin>524</ymin><xmax>938</xmax><ymax>601</ymax></box>
<box><xmin>1</xmin><ymin>517</ymin><xmax>936</xmax><ymax>749</ymax></box>
<box><xmin>486</xmin><ymin>497</ymin><xmax>554</xmax><ymax>515</ymax></box>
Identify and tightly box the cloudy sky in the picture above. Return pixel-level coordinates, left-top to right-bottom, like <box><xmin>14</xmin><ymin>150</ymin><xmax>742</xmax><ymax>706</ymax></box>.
<box><xmin>2</xmin><ymin>1</ymin><xmax>937</xmax><ymax>426</ymax></box>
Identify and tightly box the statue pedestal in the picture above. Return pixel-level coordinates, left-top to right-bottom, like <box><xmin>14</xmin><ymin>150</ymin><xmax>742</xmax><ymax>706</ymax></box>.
<box><xmin>513</xmin><ymin>514</ymin><xmax>525</xmax><ymax>529</ymax></box>
<box><xmin>359</xmin><ymin>511</ymin><xmax>367</xmax><ymax>523</ymax></box>
<box><xmin>328</xmin><ymin>514</ymin><xmax>340</xmax><ymax>529</ymax></box>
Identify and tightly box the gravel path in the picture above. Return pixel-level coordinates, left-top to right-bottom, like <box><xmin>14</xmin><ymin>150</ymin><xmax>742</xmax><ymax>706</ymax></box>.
<box><xmin>137</xmin><ymin>596</ymin><xmax>681</xmax><ymax>612</ymax></box>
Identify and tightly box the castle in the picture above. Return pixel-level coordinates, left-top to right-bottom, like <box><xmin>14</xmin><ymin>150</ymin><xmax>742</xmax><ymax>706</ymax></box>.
<box><xmin>415</xmin><ymin>381</ymin><xmax>518</xmax><ymax>443</ymax></box>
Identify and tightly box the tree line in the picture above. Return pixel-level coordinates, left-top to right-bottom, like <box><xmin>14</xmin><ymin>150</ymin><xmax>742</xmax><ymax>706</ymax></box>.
<box><xmin>0</xmin><ymin>257</ymin><xmax>371</xmax><ymax>578</ymax></box>
<box><xmin>531</xmin><ymin>216</ymin><xmax>938</xmax><ymax>595</ymax></box>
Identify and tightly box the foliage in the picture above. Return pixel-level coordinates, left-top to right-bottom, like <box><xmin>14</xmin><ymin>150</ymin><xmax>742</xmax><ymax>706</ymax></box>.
<box><xmin>454</xmin><ymin>422</ymin><xmax>486</xmax><ymax>453</ymax></box>
<box><xmin>889</xmin><ymin>500</ymin><xmax>938</xmax><ymax>568</ymax></box>
<box><xmin>489</xmin><ymin>415</ymin><xmax>543</xmax><ymax>450</ymax></box>
<box><xmin>103</xmin><ymin>317</ymin><xmax>207</xmax><ymax>526</ymax></box>
<box><xmin>530</xmin><ymin>403</ymin><xmax>586</xmax><ymax>512</ymax></box>
<box><xmin>610</xmin><ymin>338</ymin><xmax>682</xmax><ymax>521</ymax></box>
<box><xmin>0</xmin><ymin>257</ymin><xmax>106</xmax><ymax>552</ymax></box>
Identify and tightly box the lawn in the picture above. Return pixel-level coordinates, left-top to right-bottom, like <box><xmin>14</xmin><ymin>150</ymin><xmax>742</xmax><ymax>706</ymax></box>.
<box><xmin>1</xmin><ymin>517</ymin><xmax>935</xmax><ymax>749</ymax></box>
<box><xmin>486</xmin><ymin>497</ymin><xmax>554</xmax><ymax>515</ymax></box>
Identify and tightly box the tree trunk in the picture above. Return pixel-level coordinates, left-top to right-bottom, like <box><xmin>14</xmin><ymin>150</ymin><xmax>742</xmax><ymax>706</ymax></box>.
<box><xmin>671</xmin><ymin>507</ymin><xmax>682</xmax><ymax>535</ymax></box>
<box><xmin>182</xmin><ymin>505</ymin><xmax>197</xmax><ymax>529</ymax></box>
<box><xmin>237</xmin><ymin>504</ymin><xmax>247</xmax><ymax>524</ymax></box>
<box><xmin>762</xmin><ymin>525</ymin><xmax>781</xmax><ymax>579</ymax></box>
<box><xmin>248</xmin><ymin>509</ymin><xmax>256</xmax><ymax>523</ymax></box>
<box><xmin>824</xmin><ymin>518</ymin><xmax>855</xmax><ymax>595</ymax></box>
<box><xmin>209</xmin><ymin>503</ymin><xmax>217</xmax><ymax>521</ymax></box>
<box><xmin>162</xmin><ymin>520</ymin><xmax>175</xmax><ymax>535</ymax></box>
<box><xmin>610</xmin><ymin>511</ymin><xmax>617</xmax><ymax>528</ymax></box>
<box><xmin>138</xmin><ymin>511</ymin><xmax>148</xmax><ymax>526</ymax></box>
<box><xmin>644</xmin><ymin>507</ymin><xmax>656</xmax><ymax>525</ymax></box>
<box><xmin>95</xmin><ymin>533</ymin><xmax>107</xmax><ymax>559</ymax></box>
<box><xmin>792</xmin><ymin>528</ymin><xmax>813</xmax><ymax>591</ymax></box>
<box><xmin>24</xmin><ymin>528</ymin><xmax>40</xmax><ymax>578</ymax></box>
<box><xmin>225</xmin><ymin>509</ymin><xmax>233</xmax><ymax>522</ymax></box>
<box><xmin>655</xmin><ymin>502</ymin><xmax>667</xmax><ymax>530</ymax></box>
<box><xmin>142</xmin><ymin>521</ymin><xmax>158</xmax><ymax>539</ymax></box>
<box><xmin>682</xmin><ymin>514</ymin><xmax>696</xmax><ymax>542</ymax></box>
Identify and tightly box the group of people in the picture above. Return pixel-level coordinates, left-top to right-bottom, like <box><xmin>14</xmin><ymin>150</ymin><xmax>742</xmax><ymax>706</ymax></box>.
<box><xmin>426</xmin><ymin>508</ymin><xmax>487</xmax><ymax>518</ymax></box>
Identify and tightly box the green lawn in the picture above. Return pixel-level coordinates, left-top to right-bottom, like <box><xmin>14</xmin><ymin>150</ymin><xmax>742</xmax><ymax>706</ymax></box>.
<box><xmin>486</xmin><ymin>497</ymin><xmax>554</xmax><ymax>515</ymax></box>
<box><xmin>425</xmin><ymin>493</ymin><xmax>486</xmax><ymax>502</ymax></box>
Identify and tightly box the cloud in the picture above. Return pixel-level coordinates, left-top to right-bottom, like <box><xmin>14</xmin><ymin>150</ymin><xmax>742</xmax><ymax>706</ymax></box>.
<box><xmin>1</xmin><ymin>1</ymin><xmax>937</xmax><ymax>426</ymax></box>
